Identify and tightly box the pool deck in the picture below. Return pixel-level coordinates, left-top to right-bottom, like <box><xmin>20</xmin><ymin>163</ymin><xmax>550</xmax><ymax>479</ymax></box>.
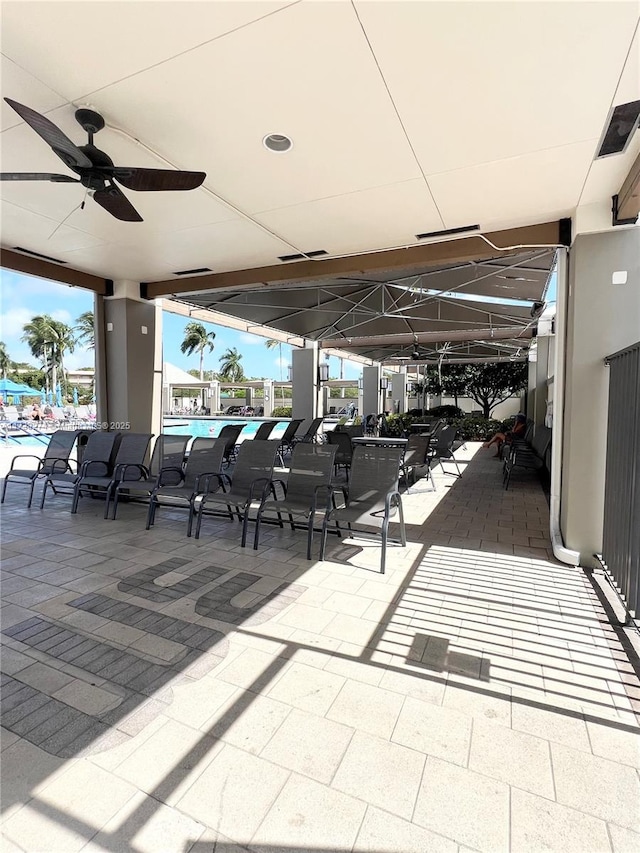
<box><xmin>1</xmin><ymin>443</ymin><xmax>639</xmax><ymax>852</ymax></box>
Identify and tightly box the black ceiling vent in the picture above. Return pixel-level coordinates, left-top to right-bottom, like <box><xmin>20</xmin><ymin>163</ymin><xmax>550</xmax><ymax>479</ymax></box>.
<box><xmin>278</xmin><ymin>250</ymin><xmax>328</xmax><ymax>262</ymax></box>
<box><xmin>173</xmin><ymin>267</ymin><xmax>212</xmax><ymax>275</ymax></box>
<box><xmin>416</xmin><ymin>224</ymin><xmax>480</xmax><ymax>240</ymax></box>
<box><xmin>597</xmin><ymin>101</ymin><xmax>640</xmax><ymax>157</ymax></box>
<box><xmin>13</xmin><ymin>246</ymin><xmax>66</xmax><ymax>264</ymax></box>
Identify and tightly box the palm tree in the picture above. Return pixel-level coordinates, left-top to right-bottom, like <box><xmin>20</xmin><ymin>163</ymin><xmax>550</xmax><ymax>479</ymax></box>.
<box><xmin>219</xmin><ymin>347</ymin><xmax>245</xmax><ymax>382</ymax></box>
<box><xmin>75</xmin><ymin>310</ymin><xmax>95</xmax><ymax>350</ymax></box>
<box><xmin>21</xmin><ymin>315</ymin><xmax>75</xmax><ymax>393</ymax></box>
<box><xmin>180</xmin><ymin>321</ymin><xmax>216</xmax><ymax>380</ymax></box>
<box><xmin>265</xmin><ymin>338</ymin><xmax>284</xmax><ymax>401</ymax></box>
<box><xmin>0</xmin><ymin>341</ymin><xmax>11</xmax><ymax>378</ymax></box>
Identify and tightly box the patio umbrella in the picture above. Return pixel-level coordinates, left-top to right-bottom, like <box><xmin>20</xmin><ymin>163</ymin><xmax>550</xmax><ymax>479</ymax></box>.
<box><xmin>40</xmin><ymin>388</ymin><xmax>46</xmax><ymax>405</ymax></box>
<box><xmin>56</xmin><ymin>384</ymin><xmax>63</xmax><ymax>407</ymax></box>
<box><xmin>48</xmin><ymin>391</ymin><xmax>54</xmax><ymax>405</ymax></box>
<box><xmin>73</xmin><ymin>387</ymin><xmax>79</xmax><ymax>406</ymax></box>
<box><xmin>0</xmin><ymin>378</ymin><xmax>40</xmax><ymax>397</ymax></box>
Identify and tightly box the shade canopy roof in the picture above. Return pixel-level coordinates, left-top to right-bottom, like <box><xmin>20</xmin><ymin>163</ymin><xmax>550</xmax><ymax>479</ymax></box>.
<box><xmin>1</xmin><ymin>1</ymin><xmax>638</xmax><ymax>364</ymax></box>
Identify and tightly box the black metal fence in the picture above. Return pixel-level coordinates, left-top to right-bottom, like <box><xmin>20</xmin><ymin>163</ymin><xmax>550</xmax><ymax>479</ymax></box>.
<box><xmin>601</xmin><ymin>342</ymin><xmax>640</xmax><ymax>620</ymax></box>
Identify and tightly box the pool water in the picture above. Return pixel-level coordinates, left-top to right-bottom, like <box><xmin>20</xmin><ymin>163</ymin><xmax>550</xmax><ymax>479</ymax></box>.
<box><xmin>2</xmin><ymin>418</ymin><xmax>290</xmax><ymax>447</ymax></box>
<box><xmin>162</xmin><ymin>418</ymin><xmax>288</xmax><ymax>441</ymax></box>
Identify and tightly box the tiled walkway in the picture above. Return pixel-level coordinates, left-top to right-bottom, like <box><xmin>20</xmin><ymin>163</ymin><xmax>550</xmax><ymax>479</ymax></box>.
<box><xmin>1</xmin><ymin>444</ymin><xmax>639</xmax><ymax>852</ymax></box>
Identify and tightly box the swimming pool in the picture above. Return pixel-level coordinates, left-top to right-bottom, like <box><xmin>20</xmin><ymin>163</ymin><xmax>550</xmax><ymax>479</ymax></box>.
<box><xmin>162</xmin><ymin>418</ymin><xmax>288</xmax><ymax>441</ymax></box>
<box><xmin>1</xmin><ymin>418</ymin><xmax>290</xmax><ymax>447</ymax></box>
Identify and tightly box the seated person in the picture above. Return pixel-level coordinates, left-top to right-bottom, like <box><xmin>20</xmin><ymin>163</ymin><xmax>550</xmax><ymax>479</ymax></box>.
<box><xmin>483</xmin><ymin>414</ymin><xmax>527</xmax><ymax>456</ymax></box>
<box><xmin>29</xmin><ymin>403</ymin><xmax>43</xmax><ymax>422</ymax></box>
<box><xmin>43</xmin><ymin>403</ymin><xmax>54</xmax><ymax>420</ymax></box>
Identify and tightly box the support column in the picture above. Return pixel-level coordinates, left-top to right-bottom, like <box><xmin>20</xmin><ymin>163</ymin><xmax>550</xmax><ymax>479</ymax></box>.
<box><xmin>292</xmin><ymin>345</ymin><xmax>320</xmax><ymax>429</ymax></box>
<box><xmin>209</xmin><ymin>380</ymin><xmax>220</xmax><ymax>414</ymax></box>
<box><xmin>391</xmin><ymin>370</ymin><xmax>408</xmax><ymax>414</ymax></box>
<box><xmin>262</xmin><ymin>380</ymin><xmax>273</xmax><ymax>417</ymax></box>
<box><xmin>96</xmin><ymin>281</ymin><xmax>162</xmax><ymax>435</ymax></box>
<box><xmin>561</xmin><ymin>228</ymin><xmax>640</xmax><ymax>566</ymax></box>
<box><xmin>362</xmin><ymin>365</ymin><xmax>382</xmax><ymax>419</ymax></box>
<box><xmin>534</xmin><ymin>336</ymin><xmax>550</xmax><ymax>427</ymax></box>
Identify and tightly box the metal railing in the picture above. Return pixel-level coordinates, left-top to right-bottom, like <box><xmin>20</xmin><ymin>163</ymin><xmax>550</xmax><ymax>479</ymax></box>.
<box><xmin>599</xmin><ymin>341</ymin><xmax>640</xmax><ymax>624</ymax></box>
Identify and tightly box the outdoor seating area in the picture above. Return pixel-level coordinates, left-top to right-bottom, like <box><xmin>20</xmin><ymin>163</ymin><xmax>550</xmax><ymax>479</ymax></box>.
<box><xmin>1</xmin><ymin>440</ymin><xmax>639</xmax><ymax>852</ymax></box>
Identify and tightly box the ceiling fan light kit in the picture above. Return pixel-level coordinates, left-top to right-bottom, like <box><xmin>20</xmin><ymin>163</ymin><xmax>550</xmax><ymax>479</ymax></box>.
<box><xmin>1</xmin><ymin>98</ymin><xmax>206</xmax><ymax>221</ymax></box>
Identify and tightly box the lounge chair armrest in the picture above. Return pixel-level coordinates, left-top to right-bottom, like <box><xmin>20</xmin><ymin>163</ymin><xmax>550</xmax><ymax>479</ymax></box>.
<box><xmin>248</xmin><ymin>477</ymin><xmax>273</xmax><ymax>501</ymax></box>
<box><xmin>272</xmin><ymin>477</ymin><xmax>287</xmax><ymax>499</ymax></box>
<box><xmin>114</xmin><ymin>462</ymin><xmax>150</xmax><ymax>482</ymax></box>
<box><xmin>157</xmin><ymin>466</ymin><xmax>185</xmax><ymax>486</ymax></box>
<box><xmin>7</xmin><ymin>454</ymin><xmax>41</xmax><ymax>472</ymax></box>
<box><xmin>79</xmin><ymin>459</ymin><xmax>109</xmax><ymax>477</ymax></box>
<box><xmin>198</xmin><ymin>472</ymin><xmax>226</xmax><ymax>494</ymax></box>
<box><xmin>311</xmin><ymin>483</ymin><xmax>332</xmax><ymax>511</ymax></box>
<box><xmin>384</xmin><ymin>489</ymin><xmax>403</xmax><ymax>515</ymax></box>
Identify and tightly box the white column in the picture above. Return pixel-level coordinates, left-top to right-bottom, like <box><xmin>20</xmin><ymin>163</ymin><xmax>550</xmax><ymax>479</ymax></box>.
<box><xmin>292</xmin><ymin>345</ymin><xmax>320</xmax><ymax>429</ymax></box>
<box><xmin>391</xmin><ymin>370</ymin><xmax>408</xmax><ymax>414</ymax></box>
<box><xmin>262</xmin><ymin>380</ymin><xmax>274</xmax><ymax>416</ymax></box>
<box><xmin>362</xmin><ymin>365</ymin><xmax>382</xmax><ymax>418</ymax></box>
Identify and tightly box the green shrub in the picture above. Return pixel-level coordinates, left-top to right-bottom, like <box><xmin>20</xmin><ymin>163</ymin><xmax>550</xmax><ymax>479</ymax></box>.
<box><xmin>451</xmin><ymin>415</ymin><xmax>503</xmax><ymax>441</ymax></box>
<box><xmin>271</xmin><ymin>406</ymin><xmax>292</xmax><ymax>417</ymax></box>
<box><xmin>428</xmin><ymin>404</ymin><xmax>464</xmax><ymax>418</ymax></box>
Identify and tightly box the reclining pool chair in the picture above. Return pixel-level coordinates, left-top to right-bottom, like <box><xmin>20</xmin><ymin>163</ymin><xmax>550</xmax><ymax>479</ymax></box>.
<box><xmin>40</xmin><ymin>430</ymin><xmax>122</xmax><ymax>509</ymax></box>
<box><xmin>71</xmin><ymin>432</ymin><xmax>154</xmax><ymax>517</ymax></box>
<box><xmin>192</xmin><ymin>439</ymin><xmax>280</xmax><ymax>543</ymax></box>
<box><xmin>2</xmin><ymin>428</ymin><xmax>81</xmax><ymax>507</ymax></box>
<box><xmin>327</xmin><ymin>430</ymin><xmax>353</xmax><ymax>476</ymax></box>
<box><xmin>146</xmin><ymin>437</ymin><xmax>227</xmax><ymax>535</ymax></box>
<box><xmin>253</xmin><ymin>442</ymin><xmax>337</xmax><ymax>557</ymax></box>
<box><xmin>216</xmin><ymin>423</ymin><xmax>245</xmax><ymax>467</ymax></box>
<box><xmin>291</xmin><ymin>417</ymin><xmax>324</xmax><ymax>447</ymax></box>
<box><xmin>401</xmin><ymin>433</ymin><xmax>436</xmax><ymax>490</ymax></box>
<box><xmin>111</xmin><ymin>433</ymin><xmax>191</xmax><ymax>519</ymax></box>
<box><xmin>252</xmin><ymin>421</ymin><xmax>279</xmax><ymax>440</ymax></box>
<box><xmin>320</xmin><ymin>445</ymin><xmax>406</xmax><ymax>574</ymax></box>
<box><xmin>276</xmin><ymin>418</ymin><xmax>305</xmax><ymax>463</ymax></box>
<box><xmin>428</xmin><ymin>424</ymin><xmax>462</xmax><ymax>477</ymax></box>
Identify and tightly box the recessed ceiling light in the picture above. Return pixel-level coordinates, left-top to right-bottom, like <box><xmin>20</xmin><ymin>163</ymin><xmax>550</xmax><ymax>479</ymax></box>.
<box><xmin>263</xmin><ymin>133</ymin><xmax>293</xmax><ymax>153</ymax></box>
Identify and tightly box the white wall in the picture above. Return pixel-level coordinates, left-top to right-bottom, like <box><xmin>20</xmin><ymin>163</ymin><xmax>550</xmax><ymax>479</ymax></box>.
<box><xmin>561</xmin><ymin>227</ymin><xmax>640</xmax><ymax>566</ymax></box>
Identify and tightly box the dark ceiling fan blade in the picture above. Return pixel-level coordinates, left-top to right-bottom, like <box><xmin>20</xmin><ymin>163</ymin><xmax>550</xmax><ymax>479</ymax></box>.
<box><xmin>4</xmin><ymin>98</ymin><xmax>92</xmax><ymax>171</ymax></box>
<box><xmin>0</xmin><ymin>172</ymin><xmax>80</xmax><ymax>183</ymax></box>
<box><xmin>93</xmin><ymin>184</ymin><xmax>143</xmax><ymax>222</ymax></box>
<box><xmin>109</xmin><ymin>167</ymin><xmax>206</xmax><ymax>192</ymax></box>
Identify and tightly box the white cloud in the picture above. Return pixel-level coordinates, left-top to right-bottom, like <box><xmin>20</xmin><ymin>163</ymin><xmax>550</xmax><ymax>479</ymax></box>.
<box><xmin>238</xmin><ymin>332</ymin><xmax>266</xmax><ymax>346</ymax></box>
<box><xmin>0</xmin><ymin>308</ymin><xmax>34</xmax><ymax>342</ymax></box>
<box><xmin>51</xmin><ymin>309</ymin><xmax>72</xmax><ymax>323</ymax></box>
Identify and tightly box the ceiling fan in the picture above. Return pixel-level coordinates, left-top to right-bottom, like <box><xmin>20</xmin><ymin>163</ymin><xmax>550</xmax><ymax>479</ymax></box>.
<box><xmin>1</xmin><ymin>98</ymin><xmax>206</xmax><ymax>222</ymax></box>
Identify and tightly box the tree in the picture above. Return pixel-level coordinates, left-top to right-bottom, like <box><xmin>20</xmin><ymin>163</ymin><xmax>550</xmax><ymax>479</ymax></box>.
<box><xmin>464</xmin><ymin>362</ymin><xmax>527</xmax><ymax>418</ymax></box>
<box><xmin>219</xmin><ymin>347</ymin><xmax>245</xmax><ymax>382</ymax></box>
<box><xmin>180</xmin><ymin>321</ymin><xmax>216</xmax><ymax>381</ymax></box>
<box><xmin>21</xmin><ymin>315</ymin><xmax>75</xmax><ymax>392</ymax></box>
<box><xmin>439</xmin><ymin>364</ymin><xmax>470</xmax><ymax>407</ymax></box>
<box><xmin>75</xmin><ymin>310</ymin><xmax>95</xmax><ymax>350</ymax></box>
<box><xmin>0</xmin><ymin>341</ymin><xmax>11</xmax><ymax>378</ymax></box>
<box><xmin>265</xmin><ymin>339</ymin><xmax>285</xmax><ymax>401</ymax></box>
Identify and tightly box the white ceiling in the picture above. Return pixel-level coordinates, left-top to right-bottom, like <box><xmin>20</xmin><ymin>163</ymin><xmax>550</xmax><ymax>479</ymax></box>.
<box><xmin>1</xmin><ymin>0</ymin><xmax>639</xmax><ymax>284</ymax></box>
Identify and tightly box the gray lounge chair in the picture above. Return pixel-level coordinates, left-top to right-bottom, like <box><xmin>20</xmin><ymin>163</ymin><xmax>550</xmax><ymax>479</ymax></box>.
<box><xmin>216</xmin><ymin>423</ymin><xmax>245</xmax><ymax>466</ymax></box>
<box><xmin>401</xmin><ymin>434</ymin><xmax>436</xmax><ymax>490</ymax></box>
<box><xmin>254</xmin><ymin>443</ymin><xmax>337</xmax><ymax>557</ymax></box>
<box><xmin>1</xmin><ymin>428</ymin><xmax>81</xmax><ymax>507</ymax></box>
<box><xmin>327</xmin><ymin>430</ymin><xmax>353</xmax><ymax>475</ymax></box>
<box><xmin>428</xmin><ymin>424</ymin><xmax>462</xmax><ymax>477</ymax></box>
<box><xmin>320</xmin><ymin>445</ymin><xmax>406</xmax><ymax>574</ymax></box>
<box><xmin>276</xmin><ymin>418</ymin><xmax>305</xmax><ymax>463</ymax></box>
<box><xmin>253</xmin><ymin>421</ymin><xmax>279</xmax><ymax>440</ymax></box>
<box><xmin>291</xmin><ymin>417</ymin><xmax>324</xmax><ymax>446</ymax></box>
<box><xmin>40</xmin><ymin>431</ymin><xmax>122</xmax><ymax>509</ymax></box>
<box><xmin>111</xmin><ymin>433</ymin><xmax>191</xmax><ymax>519</ymax></box>
<box><xmin>193</xmin><ymin>439</ymin><xmax>280</xmax><ymax>543</ymax></box>
<box><xmin>71</xmin><ymin>432</ymin><xmax>154</xmax><ymax>517</ymax></box>
<box><xmin>146</xmin><ymin>437</ymin><xmax>227</xmax><ymax>535</ymax></box>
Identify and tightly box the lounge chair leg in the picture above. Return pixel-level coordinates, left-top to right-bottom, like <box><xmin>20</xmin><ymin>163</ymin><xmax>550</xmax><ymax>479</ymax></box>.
<box><xmin>112</xmin><ymin>490</ymin><xmax>119</xmax><ymax>520</ymax></box>
<box><xmin>0</xmin><ymin>477</ymin><xmax>8</xmax><ymax>504</ymax></box>
<box><xmin>306</xmin><ymin>513</ymin><xmax>314</xmax><ymax>560</ymax></box>
<box><xmin>187</xmin><ymin>502</ymin><xmax>194</xmax><ymax>537</ymax></box>
<box><xmin>27</xmin><ymin>479</ymin><xmax>36</xmax><ymax>509</ymax></box>
<box><xmin>145</xmin><ymin>499</ymin><xmax>156</xmax><ymax>530</ymax></box>
<box><xmin>195</xmin><ymin>504</ymin><xmax>205</xmax><ymax>539</ymax></box>
<box><xmin>319</xmin><ymin>518</ymin><xmax>329</xmax><ymax>561</ymax></box>
<box><xmin>71</xmin><ymin>485</ymin><xmax>80</xmax><ymax>514</ymax></box>
<box><xmin>253</xmin><ymin>512</ymin><xmax>262</xmax><ymax>550</ymax></box>
<box><xmin>40</xmin><ymin>479</ymin><xmax>49</xmax><ymax>509</ymax></box>
<box><xmin>241</xmin><ymin>506</ymin><xmax>250</xmax><ymax>548</ymax></box>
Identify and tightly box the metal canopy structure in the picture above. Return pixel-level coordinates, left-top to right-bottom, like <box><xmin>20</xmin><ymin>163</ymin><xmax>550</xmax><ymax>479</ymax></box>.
<box><xmin>179</xmin><ymin>248</ymin><xmax>555</xmax><ymax>364</ymax></box>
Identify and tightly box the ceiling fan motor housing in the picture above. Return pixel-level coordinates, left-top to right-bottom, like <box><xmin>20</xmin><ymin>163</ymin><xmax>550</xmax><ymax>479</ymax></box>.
<box><xmin>75</xmin><ymin>108</ymin><xmax>105</xmax><ymax>135</ymax></box>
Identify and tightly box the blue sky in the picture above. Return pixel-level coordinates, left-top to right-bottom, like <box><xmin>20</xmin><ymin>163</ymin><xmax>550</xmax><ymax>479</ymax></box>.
<box><xmin>0</xmin><ymin>270</ymin><xmax>362</xmax><ymax>380</ymax></box>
